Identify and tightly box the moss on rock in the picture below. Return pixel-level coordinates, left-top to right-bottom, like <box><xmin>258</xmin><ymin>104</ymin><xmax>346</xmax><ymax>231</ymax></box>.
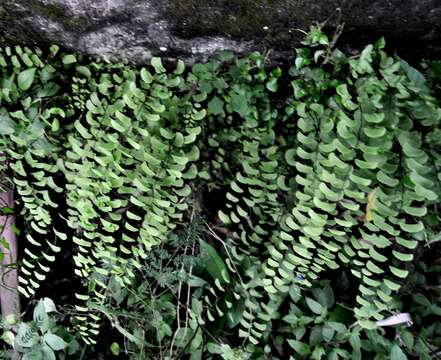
<box><xmin>27</xmin><ymin>0</ymin><xmax>90</xmax><ymax>32</ymax></box>
<box><xmin>168</xmin><ymin>0</ymin><xmax>285</xmax><ymax>38</ymax></box>
<box><xmin>0</xmin><ymin>0</ymin><xmax>440</xmax><ymax>63</ymax></box>
<box><xmin>166</xmin><ymin>0</ymin><xmax>345</xmax><ymax>53</ymax></box>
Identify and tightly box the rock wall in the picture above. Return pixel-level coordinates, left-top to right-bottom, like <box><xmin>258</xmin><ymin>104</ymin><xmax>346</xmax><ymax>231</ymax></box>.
<box><xmin>0</xmin><ymin>0</ymin><xmax>440</xmax><ymax>63</ymax></box>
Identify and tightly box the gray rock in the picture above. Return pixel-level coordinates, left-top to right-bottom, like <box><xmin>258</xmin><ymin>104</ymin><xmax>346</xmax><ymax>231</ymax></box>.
<box><xmin>0</xmin><ymin>0</ymin><xmax>440</xmax><ymax>64</ymax></box>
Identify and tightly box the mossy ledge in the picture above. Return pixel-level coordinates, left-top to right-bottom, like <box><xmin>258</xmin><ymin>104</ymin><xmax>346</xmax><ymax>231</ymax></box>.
<box><xmin>0</xmin><ymin>0</ymin><xmax>440</xmax><ymax>63</ymax></box>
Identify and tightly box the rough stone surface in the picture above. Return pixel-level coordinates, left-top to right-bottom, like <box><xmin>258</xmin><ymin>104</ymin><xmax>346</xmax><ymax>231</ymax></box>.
<box><xmin>0</xmin><ymin>0</ymin><xmax>440</xmax><ymax>64</ymax></box>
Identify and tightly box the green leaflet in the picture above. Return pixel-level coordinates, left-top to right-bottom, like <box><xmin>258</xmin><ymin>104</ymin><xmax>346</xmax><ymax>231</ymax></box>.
<box><xmin>336</xmin><ymin>84</ymin><xmax>358</xmax><ymax>110</ymax></box>
<box><xmin>199</xmin><ymin>240</ymin><xmax>231</xmax><ymax>284</ymax></box>
<box><xmin>306</xmin><ymin>297</ymin><xmax>324</xmax><ymax>315</ymax></box>
<box><xmin>287</xmin><ymin>339</ymin><xmax>311</xmax><ymax>357</ymax></box>
<box><xmin>62</xmin><ymin>54</ymin><xmax>76</xmax><ymax>65</ymax></box>
<box><xmin>208</xmin><ymin>96</ymin><xmax>224</xmax><ymax>115</ymax></box>
<box><xmin>151</xmin><ymin>57</ymin><xmax>166</xmax><ymax>73</ymax></box>
<box><xmin>230</xmin><ymin>93</ymin><xmax>249</xmax><ymax>117</ymax></box>
<box><xmin>17</xmin><ymin>68</ymin><xmax>36</xmax><ymax>91</ymax></box>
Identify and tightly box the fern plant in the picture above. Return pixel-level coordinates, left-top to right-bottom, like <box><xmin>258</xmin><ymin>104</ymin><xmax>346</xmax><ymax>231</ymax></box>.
<box><xmin>0</xmin><ymin>45</ymin><xmax>67</xmax><ymax>304</ymax></box>
<box><xmin>0</xmin><ymin>27</ymin><xmax>441</xmax><ymax>351</ymax></box>
<box><xmin>61</xmin><ymin>56</ymin><xmax>204</xmax><ymax>343</ymax></box>
<box><xmin>226</xmin><ymin>38</ymin><xmax>440</xmax><ymax>347</ymax></box>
